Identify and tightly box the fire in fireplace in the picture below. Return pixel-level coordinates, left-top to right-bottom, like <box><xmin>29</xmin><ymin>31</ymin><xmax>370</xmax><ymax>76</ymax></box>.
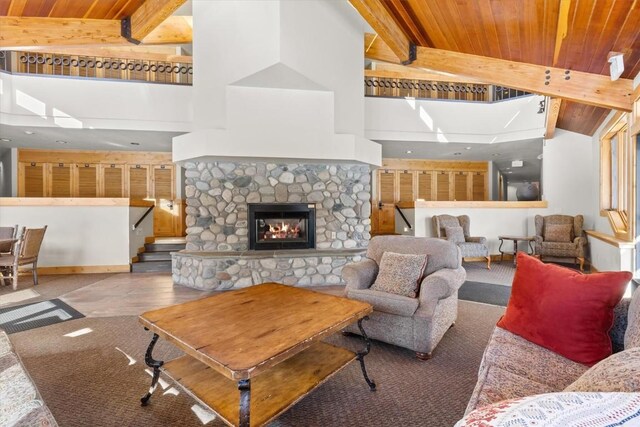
<box><xmin>248</xmin><ymin>203</ymin><xmax>316</xmax><ymax>250</ymax></box>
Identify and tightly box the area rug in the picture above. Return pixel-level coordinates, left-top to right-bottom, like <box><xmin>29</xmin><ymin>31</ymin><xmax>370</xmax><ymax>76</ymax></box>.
<box><xmin>0</xmin><ymin>298</ymin><xmax>85</xmax><ymax>334</ymax></box>
<box><xmin>463</xmin><ymin>262</ymin><xmax>515</xmax><ymax>286</ymax></box>
<box><xmin>10</xmin><ymin>300</ymin><xmax>505</xmax><ymax>427</ymax></box>
<box><xmin>459</xmin><ymin>281</ymin><xmax>511</xmax><ymax>307</ymax></box>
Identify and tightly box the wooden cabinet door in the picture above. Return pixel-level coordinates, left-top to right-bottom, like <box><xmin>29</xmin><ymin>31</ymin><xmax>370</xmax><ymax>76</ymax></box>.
<box><xmin>436</xmin><ymin>171</ymin><xmax>450</xmax><ymax>201</ymax></box>
<box><xmin>377</xmin><ymin>170</ymin><xmax>396</xmax><ymax>203</ymax></box>
<box><xmin>397</xmin><ymin>171</ymin><xmax>414</xmax><ymax>203</ymax></box>
<box><xmin>376</xmin><ymin>203</ymin><xmax>396</xmax><ymax>235</ymax></box>
<box><xmin>19</xmin><ymin>162</ymin><xmax>47</xmax><ymax>197</ymax></box>
<box><xmin>49</xmin><ymin>163</ymin><xmax>73</xmax><ymax>197</ymax></box>
<box><xmin>128</xmin><ymin>164</ymin><xmax>150</xmax><ymax>199</ymax></box>
<box><xmin>100</xmin><ymin>164</ymin><xmax>126</xmax><ymax>197</ymax></box>
<box><xmin>152</xmin><ymin>165</ymin><xmax>178</xmax><ymax>236</ymax></box>
<box><xmin>416</xmin><ymin>171</ymin><xmax>434</xmax><ymax>201</ymax></box>
<box><xmin>74</xmin><ymin>163</ymin><xmax>99</xmax><ymax>197</ymax></box>
<box><xmin>472</xmin><ymin>172</ymin><xmax>486</xmax><ymax>201</ymax></box>
<box><xmin>454</xmin><ymin>172</ymin><xmax>469</xmax><ymax>201</ymax></box>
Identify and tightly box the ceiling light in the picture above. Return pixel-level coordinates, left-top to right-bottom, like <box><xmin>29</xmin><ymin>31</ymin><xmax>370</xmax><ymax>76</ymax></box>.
<box><xmin>505</xmin><ymin>167</ymin><xmax>511</xmax><ymax>170</ymax></box>
<box><xmin>608</xmin><ymin>52</ymin><xmax>624</xmax><ymax>81</ymax></box>
<box><xmin>465</xmin><ymin>147</ymin><xmax>471</xmax><ymax>150</ymax></box>
<box><xmin>0</xmin><ymin>138</ymin><xmax>10</xmax><ymax>142</ymax></box>
<box><xmin>57</xmin><ymin>140</ymin><xmax>68</xmax><ymax>144</ymax></box>
<box><xmin>406</xmin><ymin>150</ymin><xmax>412</xmax><ymax>154</ymax></box>
<box><xmin>130</xmin><ymin>142</ymin><xmax>140</xmax><ymax>146</ymax></box>
<box><xmin>507</xmin><ymin>171</ymin><xmax>513</xmax><ymax>174</ymax></box>
<box><xmin>453</xmin><ymin>152</ymin><xmax>462</xmax><ymax>156</ymax></box>
<box><xmin>24</xmin><ymin>131</ymin><xmax>35</xmax><ymax>135</ymax></box>
<box><xmin>492</xmin><ymin>153</ymin><xmax>501</xmax><ymax>157</ymax></box>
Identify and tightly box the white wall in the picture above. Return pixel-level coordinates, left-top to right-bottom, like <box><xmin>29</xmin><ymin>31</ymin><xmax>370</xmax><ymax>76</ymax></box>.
<box><xmin>0</xmin><ymin>73</ymin><xmax>192</xmax><ymax>132</ymax></box>
<box><xmin>365</xmin><ymin>95</ymin><xmax>546</xmax><ymax>144</ymax></box>
<box><xmin>0</xmin><ymin>203</ymin><xmax>150</xmax><ymax>267</ymax></box>
<box><xmin>0</xmin><ymin>147</ymin><xmax>16</xmax><ymax>197</ymax></box>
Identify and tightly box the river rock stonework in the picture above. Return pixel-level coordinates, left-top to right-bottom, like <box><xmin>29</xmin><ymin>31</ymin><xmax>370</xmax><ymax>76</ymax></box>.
<box><xmin>183</xmin><ymin>162</ymin><xmax>372</xmax><ymax>251</ymax></box>
<box><xmin>174</xmin><ymin>161</ymin><xmax>373</xmax><ymax>290</ymax></box>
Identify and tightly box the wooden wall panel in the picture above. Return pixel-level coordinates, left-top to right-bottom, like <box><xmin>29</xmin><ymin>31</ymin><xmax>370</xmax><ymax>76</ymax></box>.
<box><xmin>152</xmin><ymin>165</ymin><xmax>174</xmax><ymax>199</ymax></box>
<box><xmin>101</xmin><ymin>164</ymin><xmax>125</xmax><ymax>198</ymax></box>
<box><xmin>397</xmin><ymin>171</ymin><xmax>414</xmax><ymax>202</ymax></box>
<box><xmin>75</xmin><ymin>164</ymin><xmax>99</xmax><ymax>197</ymax></box>
<box><xmin>416</xmin><ymin>171</ymin><xmax>433</xmax><ymax>201</ymax></box>
<box><xmin>20</xmin><ymin>162</ymin><xmax>47</xmax><ymax>197</ymax></box>
<box><xmin>454</xmin><ymin>172</ymin><xmax>469</xmax><ymax>201</ymax></box>
<box><xmin>50</xmin><ymin>163</ymin><xmax>72</xmax><ymax>197</ymax></box>
<box><xmin>436</xmin><ymin>172</ymin><xmax>450</xmax><ymax>201</ymax></box>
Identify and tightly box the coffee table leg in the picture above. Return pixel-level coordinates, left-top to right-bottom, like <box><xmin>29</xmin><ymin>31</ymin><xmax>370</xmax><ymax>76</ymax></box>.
<box><xmin>498</xmin><ymin>239</ymin><xmax>505</xmax><ymax>263</ymax></box>
<box><xmin>141</xmin><ymin>331</ymin><xmax>164</xmax><ymax>406</ymax></box>
<box><xmin>238</xmin><ymin>379</ymin><xmax>251</xmax><ymax>427</ymax></box>
<box><xmin>356</xmin><ymin>317</ymin><xmax>376</xmax><ymax>391</ymax></box>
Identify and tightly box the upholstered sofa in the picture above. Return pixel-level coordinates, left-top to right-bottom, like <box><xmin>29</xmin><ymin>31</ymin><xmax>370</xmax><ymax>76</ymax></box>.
<box><xmin>0</xmin><ymin>328</ymin><xmax>58</xmax><ymax>426</ymax></box>
<box><xmin>464</xmin><ymin>285</ymin><xmax>640</xmax><ymax>416</ymax></box>
<box><xmin>342</xmin><ymin>235</ymin><xmax>466</xmax><ymax>359</ymax></box>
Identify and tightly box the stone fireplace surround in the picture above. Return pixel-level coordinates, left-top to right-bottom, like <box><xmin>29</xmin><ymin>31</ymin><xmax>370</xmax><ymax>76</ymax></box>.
<box><xmin>172</xmin><ymin>161</ymin><xmax>372</xmax><ymax>290</ymax></box>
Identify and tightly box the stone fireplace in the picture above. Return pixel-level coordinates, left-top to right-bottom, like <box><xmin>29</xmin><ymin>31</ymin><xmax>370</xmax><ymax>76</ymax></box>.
<box><xmin>248</xmin><ymin>203</ymin><xmax>315</xmax><ymax>250</ymax></box>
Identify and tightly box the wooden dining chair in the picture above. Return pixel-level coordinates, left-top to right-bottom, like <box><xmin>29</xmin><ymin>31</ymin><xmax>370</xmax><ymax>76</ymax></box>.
<box><xmin>0</xmin><ymin>225</ymin><xmax>18</xmax><ymax>254</ymax></box>
<box><xmin>0</xmin><ymin>226</ymin><xmax>47</xmax><ymax>290</ymax></box>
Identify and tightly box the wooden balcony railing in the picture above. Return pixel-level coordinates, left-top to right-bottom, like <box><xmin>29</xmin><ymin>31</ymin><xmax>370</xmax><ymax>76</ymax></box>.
<box><xmin>364</xmin><ymin>76</ymin><xmax>530</xmax><ymax>103</ymax></box>
<box><xmin>0</xmin><ymin>50</ymin><xmax>192</xmax><ymax>85</ymax></box>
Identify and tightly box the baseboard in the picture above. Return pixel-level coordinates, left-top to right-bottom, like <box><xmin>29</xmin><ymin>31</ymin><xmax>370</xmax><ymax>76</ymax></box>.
<box><xmin>37</xmin><ymin>265</ymin><xmax>130</xmax><ymax>275</ymax></box>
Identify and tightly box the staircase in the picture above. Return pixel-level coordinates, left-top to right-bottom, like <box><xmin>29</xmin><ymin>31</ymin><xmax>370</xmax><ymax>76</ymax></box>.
<box><xmin>131</xmin><ymin>237</ymin><xmax>186</xmax><ymax>273</ymax></box>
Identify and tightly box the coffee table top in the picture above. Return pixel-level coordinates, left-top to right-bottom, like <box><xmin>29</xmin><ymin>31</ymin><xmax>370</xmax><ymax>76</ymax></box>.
<box><xmin>139</xmin><ymin>283</ymin><xmax>372</xmax><ymax>380</ymax></box>
<box><xmin>498</xmin><ymin>235</ymin><xmax>535</xmax><ymax>241</ymax></box>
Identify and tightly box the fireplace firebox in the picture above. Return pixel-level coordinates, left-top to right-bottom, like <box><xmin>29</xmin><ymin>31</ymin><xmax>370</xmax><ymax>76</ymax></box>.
<box><xmin>248</xmin><ymin>203</ymin><xmax>316</xmax><ymax>250</ymax></box>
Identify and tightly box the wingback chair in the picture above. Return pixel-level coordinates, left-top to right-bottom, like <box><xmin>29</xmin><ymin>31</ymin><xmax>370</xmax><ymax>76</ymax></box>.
<box><xmin>534</xmin><ymin>214</ymin><xmax>587</xmax><ymax>271</ymax></box>
<box><xmin>342</xmin><ymin>236</ymin><xmax>466</xmax><ymax>360</ymax></box>
<box><xmin>433</xmin><ymin>214</ymin><xmax>490</xmax><ymax>269</ymax></box>
<box><xmin>0</xmin><ymin>226</ymin><xmax>47</xmax><ymax>290</ymax></box>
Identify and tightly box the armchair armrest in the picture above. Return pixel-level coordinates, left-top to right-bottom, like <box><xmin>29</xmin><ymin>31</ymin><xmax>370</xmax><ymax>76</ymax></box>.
<box><xmin>342</xmin><ymin>258</ymin><xmax>378</xmax><ymax>291</ymax></box>
<box><xmin>418</xmin><ymin>267</ymin><xmax>466</xmax><ymax>305</ymax></box>
<box><xmin>534</xmin><ymin>235</ymin><xmax>543</xmax><ymax>245</ymax></box>
<box><xmin>466</xmin><ymin>236</ymin><xmax>487</xmax><ymax>245</ymax></box>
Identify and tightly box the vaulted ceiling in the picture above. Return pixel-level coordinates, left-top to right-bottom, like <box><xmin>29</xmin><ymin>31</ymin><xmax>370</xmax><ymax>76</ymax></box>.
<box><xmin>358</xmin><ymin>0</ymin><xmax>640</xmax><ymax>136</ymax></box>
<box><xmin>0</xmin><ymin>0</ymin><xmax>146</xmax><ymax>19</ymax></box>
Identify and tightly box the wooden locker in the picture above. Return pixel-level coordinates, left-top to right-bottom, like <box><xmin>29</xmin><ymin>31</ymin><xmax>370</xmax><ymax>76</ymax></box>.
<box><xmin>454</xmin><ymin>172</ymin><xmax>469</xmax><ymax>201</ymax></box>
<box><xmin>49</xmin><ymin>163</ymin><xmax>73</xmax><ymax>197</ymax></box>
<box><xmin>101</xmin><ymin>164</ymin><xmax>125</xmax><ymax>197</ymax></box>
<box><xmin>19</xmin><ymin>162</ymin><xmax>47</xmax><ymax>197</ymax></box>
<box><xmin>436</xmin><ymin>171</ymin><xmax>450</xmax><ymax>201</ymax></box>
<box><xmin>397</xmin><ymin>171</ymin><xmax>414</xmax><ymax>202</ymax></box>
<box><xmin>416</xmin><ymin>171</ymin><xmax>433</xmax><ymax>200</ymax></box>
<box><xmin>378</xmin><ymin>170</ymin><xmax>396</xmax><ymax>203</ymax></box>
<box><xmin>472</xmin><ymin>172</ymin><xmax>486</xmax><ymax>201</ymax></box>
<box><xmin>128</xmin><ymin>164</ymin><xmax>150</xmax><ymax>199</ymax></box>
<box><xmin>74</xmin><ymin>163</ymin><xmax>99</xmax><ymax>198</ymax></box>
<box><xmin>151</xmin><ymin>164</ymin><xmax>174</xmax><ymax>199</ymax></box>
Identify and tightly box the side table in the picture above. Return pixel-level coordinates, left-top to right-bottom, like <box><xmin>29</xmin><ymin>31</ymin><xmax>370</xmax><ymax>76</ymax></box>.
<box><xmin>498</xmin><ymin>235</ymin><xmax>535</xmax><ymax>266</ymax></box>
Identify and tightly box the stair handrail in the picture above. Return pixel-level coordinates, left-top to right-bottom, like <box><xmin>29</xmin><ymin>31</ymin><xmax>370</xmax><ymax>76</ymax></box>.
<box><xmin>395</xmin><ymin>204</ymin><xmax>412</xmax><ymax>230</ymax></box>
<box><xmin>132</xmin><ymin>205</ymin><xmax>154</xmax><ymax>230</ymax></box>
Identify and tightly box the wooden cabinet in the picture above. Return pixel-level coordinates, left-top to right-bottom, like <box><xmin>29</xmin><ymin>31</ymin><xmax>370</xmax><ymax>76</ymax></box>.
<box><xmin>128</xmin><ymin>164</ymin><xmax>150</xmax><ymax>199</ymax></box>
<box><xmin>436</xmin><ymin>171</ymin><xmax>450</xmax><ymax>201</ymax></box>
<box><xmin>397</xmin><ymin>171</ymin><xmax>414</xmax><ymax>202</ymax></box>
<box><xmin>416</xmin><ymin>171</ymin><xmax>434</xmax><ymax>201</ymax></box>
<box><xmin>100</xmin><ymin>164</ymin><xmax>126</xmax><ymax>198</ymax></box>
<box><xmin>19</xmin><ymin>162</ymin><xmax>47</xmax><ymax>197</ymax></box>
<box><xmin>75</xmin><ymin>163</ymin><xmax>99</xmax><ymax>197</ymax></box>
<box><xmin>454</xmin><ymin>172</ymin><xmax>469</xmax><ymax>201</ymax></box>
<box><xmin>49</xmin><ymin>163</ymin><xmax>73</xmax><ymax>197</ymax></box>
<box><xmin>472</xmin><ymin>172</ymin><xmax>487</xmax><ymax>201</ymax></box>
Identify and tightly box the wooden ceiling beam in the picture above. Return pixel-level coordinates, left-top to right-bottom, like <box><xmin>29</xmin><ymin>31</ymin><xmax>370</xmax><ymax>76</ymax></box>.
<box><xmin>366</xmin><ymin>63</ymin><xmax>486</xmax><ymax>84</ymax></box>
<box><xmin>124</xmin><ymin>0</ymin><xmax>187</xmax><ymax>44</ymax></box>
<box><xmin>0</xmin><ymin>16</ymin><xmax>192</xmax><ymax>48</ymax></box>
<box><xmin>350</xmin><ymin>0</ymin><xmax>415</xmax><ymax>64</ymax></box>
<box><xmin>545</xmin><ymin>98</ymin><xmax>562</xmax><ymax>139</ymax></box>
<box><xmin>364</xmin><ymin>33</ymin><xmax>634</xmax><ymax>112</ymax></box>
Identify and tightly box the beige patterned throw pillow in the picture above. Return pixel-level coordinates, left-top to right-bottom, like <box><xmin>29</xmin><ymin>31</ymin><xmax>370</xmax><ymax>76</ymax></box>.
<box><xmin>544</xmin><ymin>224</ymin><xmax>573</xmax><ymax>242</ymax></box>
<box><xmin>564</xmin><ymin>347</ymin><xmax>640</xmax><ymax>392</ymax></box>
<box><xmin>370</xmin><ymin>252</ymin><xmax>428</xmax><ymax>298</ymax></box>
<box><xmin>445</xmin><ymin>226</ymin><xmax>465</xmax><ymax>243</ymax></box>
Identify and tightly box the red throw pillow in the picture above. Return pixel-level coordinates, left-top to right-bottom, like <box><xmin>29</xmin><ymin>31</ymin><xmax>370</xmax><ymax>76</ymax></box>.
<box><xmin>497</xmin><ymin>253</ymin><xmax>631</xmax><ymax>365</ymax></box>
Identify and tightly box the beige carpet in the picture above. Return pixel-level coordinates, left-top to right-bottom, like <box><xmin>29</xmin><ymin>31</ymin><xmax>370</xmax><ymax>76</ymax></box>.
<box><xmin>463</xmin><ymin>262</ymin><xmax>515</xmax><ymax>286</ymax></box>
<box><xmin>11</xmin><ymin>300</ymin><xmax>504</xmax><ymax>427</ymax></box>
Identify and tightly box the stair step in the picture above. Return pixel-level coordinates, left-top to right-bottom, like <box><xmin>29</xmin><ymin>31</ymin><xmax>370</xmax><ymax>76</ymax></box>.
<box><xmin>131</xmin><ymin>260</ymin><xmax>172</xmax><ymax>273</ymax></box>
<box><xmin>139</xmin><ymin>252</ymin><xmax>172</xmax><ymax>262</ymax></box>
<box><xmin>144</xmin><ymin>243</ymin><xmax>186</xmax><ymax>252</ymax></box>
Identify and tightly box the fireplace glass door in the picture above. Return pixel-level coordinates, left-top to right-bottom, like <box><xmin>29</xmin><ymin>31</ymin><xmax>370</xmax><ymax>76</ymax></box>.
<box><xmin>248</xmin><ymin>203</ymin><xmax>316</xmax><ymax>250</ymax></box>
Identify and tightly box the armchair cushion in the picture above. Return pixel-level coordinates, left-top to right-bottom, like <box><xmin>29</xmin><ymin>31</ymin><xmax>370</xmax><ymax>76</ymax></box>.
<box><xmin>445</xmin><ymin>226</ymin><xmax>465</xmax><ymax>243</ymax></box>
<box><xmin>371</xmin><ymin>252</ymin><xmax>427</xmax><ymax>298</ymax></box>
<box><xmin>564</xmin><ymin>347</ymin><xmax>640</xmax><ymax>392</ymax></box>
<box><xmin>347</xmin><ymin>288</ymin><xmax>419</xmax><ymax>317</ymax></box>
<box><xmin>497</xmin><ymin>253</ymin><xmax>631</xmax><ymax>365</ymax></box>
<box><xmin>458</xmin><ymin>242</ymin><xmax>489</xmax><ymax>258</ymax></box>
<box><xmin>544</xmin><ymin>223</ymin><xmax>573</xmax><ymax>242</ymax></box>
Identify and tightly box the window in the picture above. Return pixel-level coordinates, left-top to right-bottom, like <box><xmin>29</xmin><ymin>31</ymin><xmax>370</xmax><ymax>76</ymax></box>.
<box><xmin>600</xmin><ymin>112</ymin><xmax>633</xmax><ymax>240</ymax></box>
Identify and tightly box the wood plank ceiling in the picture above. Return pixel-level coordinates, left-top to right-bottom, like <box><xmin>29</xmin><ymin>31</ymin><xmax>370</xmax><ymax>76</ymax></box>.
<box><xmin>0</xmin><ymin>0</ymin><xmax>146</xmax><ymax>19</ymax></box>
<box><xmin>381</xmin><ymin>0</ymin><xmax>640</xmax><ymax>136</ymax></box>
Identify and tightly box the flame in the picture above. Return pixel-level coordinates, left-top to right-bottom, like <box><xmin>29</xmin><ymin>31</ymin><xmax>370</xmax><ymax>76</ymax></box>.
<box><xmin>267</xmin><ymin>221</ymin><xmax>301</xmax><ymax>239</ymax></box>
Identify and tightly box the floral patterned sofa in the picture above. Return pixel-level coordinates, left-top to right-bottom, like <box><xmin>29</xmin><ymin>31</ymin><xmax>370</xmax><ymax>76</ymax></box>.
<box><xmin>458</xmin><ymin>286</ymin><xmax>640</xmax><ymax>426</ymax></box>
<box><xmin>0</xmin><ymin>329</ymin><xmax>57</xmax><ymax>427</ymax></box>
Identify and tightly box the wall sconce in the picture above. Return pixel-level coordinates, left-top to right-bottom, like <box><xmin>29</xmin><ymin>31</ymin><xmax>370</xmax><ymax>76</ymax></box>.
<box><xmin>538</xmin><ymin>99</ymin><xmax>546</xmax><ymax>114</ymax></box>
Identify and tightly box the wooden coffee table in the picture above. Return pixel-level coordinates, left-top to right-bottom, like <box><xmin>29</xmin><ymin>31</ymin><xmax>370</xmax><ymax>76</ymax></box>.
<box><xmin>138</xmin><ymin>283</ymin><xmax>375</xmax><ymax>427</ymax></box>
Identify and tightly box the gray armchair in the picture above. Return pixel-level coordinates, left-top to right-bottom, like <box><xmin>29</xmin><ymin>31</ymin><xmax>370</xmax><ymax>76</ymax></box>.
<box><xmin>534</xmin><ymin>214</ymin><xmax>587</xmax><ymax>271</ymax></box>
<box><xmin>342</xmin><ymin>236</ymin><xmax>466</xmax><ymax>360</ymax></box>
<box><xmin>433</xmin><ymin>214</ymin><xmax>490</xmax><ymax>269</ymax></box>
